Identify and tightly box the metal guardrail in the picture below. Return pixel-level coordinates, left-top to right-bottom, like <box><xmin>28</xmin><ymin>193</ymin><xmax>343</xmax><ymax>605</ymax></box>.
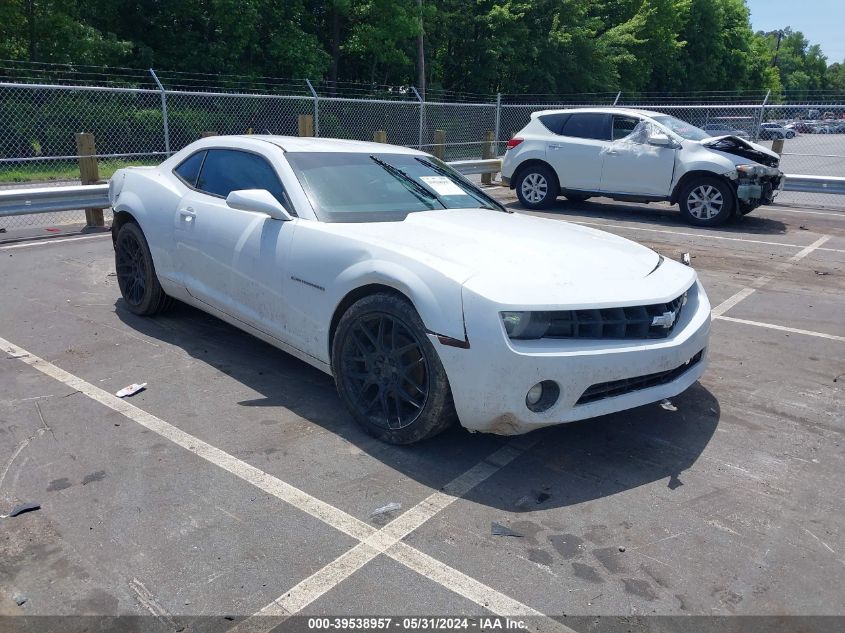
<box><xmin>783</xmin><ymin>174</ymin><xmax>845</xmax><ymax>195</ymax></box>
<box><xmin>1</xmin><ymin>163</ymin><xmax>843</xmax><ymax>219</ymax></box>
<box><xmin>0</xmin><ymin>184</ymin><xmax>109</xmax><ymax>218</ymax></box>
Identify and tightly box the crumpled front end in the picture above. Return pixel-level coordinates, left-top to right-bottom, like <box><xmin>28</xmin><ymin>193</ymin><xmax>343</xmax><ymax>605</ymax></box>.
<box><xmin>731</xmin><ymin>164</ymin><xmax>784</xmax><ymax>207</ymax></box>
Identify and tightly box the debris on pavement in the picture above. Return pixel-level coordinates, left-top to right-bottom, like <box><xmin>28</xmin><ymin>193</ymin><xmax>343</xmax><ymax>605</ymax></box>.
<box><xmin>799</xmin><ymin>225</ymin><xmax>808</xmax><ymax>230</ymax></box>
<box><xmin>660</xmin><ymin>399</ymin><xmax>678</xmax><ymax>412</ymax></box>
<box><xmin>0</xmin><ymin>227</ymin><xmax>6</xmax><ymax>233</ymax></box>
<box><xmin>814</xmin><ymin>270</ymin><xmax>829</xmax><ymax>276</ymax></box>
<box><xmin>681</xmin><ymin>252</ymin><xmax>691</xmax><ymax>266</ymax></box>
<box><xmin>515</xmin><ymin>489</ymin><xmax>552</xmax><ymax>508</ymax></box>
<box><xmin>491</xmin><ymin>522</ymin><xmax>523</xmax><ymax>537</ymax></box>
<box><xmin>369</xmin><ymin>502</ymin><xmax>401</xmax><ymax>519</ymax></box>
<box><xmin>618</xmin><ymin>546</ymin><xmax>626</xmax><ymax>552</ymax></box>
<box><xmin>14</xmin><ymin>595</ymin><xmax>27</xmax><ymax>606</ymax></box>
<box><xmin>115</xmin><ymin>383</ymin><xmax>147</xmax><ymax>398</ymax></box>
<box><xmin>2</xmin><ymin>502</ymin><xmax>41</xmax><ymax>519</ymax></box>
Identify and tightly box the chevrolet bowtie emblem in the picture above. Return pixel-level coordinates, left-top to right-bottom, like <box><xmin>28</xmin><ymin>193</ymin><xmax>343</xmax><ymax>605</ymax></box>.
<box><xmin>651</xmin><ymin>311</ymin><xmax>677</xmax><ymax>329</ymax></box>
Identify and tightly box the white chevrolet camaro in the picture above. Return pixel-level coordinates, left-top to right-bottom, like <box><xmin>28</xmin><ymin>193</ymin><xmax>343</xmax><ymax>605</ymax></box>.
<box><xmin>109</xmin><ymin>135</ymin><xmax>711</xmax><ymax>444</ymax></box>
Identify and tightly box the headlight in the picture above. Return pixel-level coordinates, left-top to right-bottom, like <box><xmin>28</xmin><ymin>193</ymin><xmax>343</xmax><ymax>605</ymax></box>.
<box><xmin>735</xmin><ymin>164</ymin><xmax>779</xmax><ymax>178</ymax></box>
<box><xmin>500</xmin><ymin>311</ymin><xmax>551</xmax><ymax>339</ymax></box>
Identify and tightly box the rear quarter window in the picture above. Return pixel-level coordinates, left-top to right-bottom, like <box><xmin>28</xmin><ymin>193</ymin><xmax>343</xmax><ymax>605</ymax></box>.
<box><xmin>173</xmin><ymin>151</ymin><xmax>206</xmax><ymax>187</ymax></box>
<box><xmin>538</xmin><ymin>113</ymin><xmax>571</xmax><ymax>135</ymax></box>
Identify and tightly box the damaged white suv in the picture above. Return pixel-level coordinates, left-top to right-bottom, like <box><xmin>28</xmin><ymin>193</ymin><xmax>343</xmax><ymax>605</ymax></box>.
<box><xmin>501</xmin><ymin>108</ymin><xmax>784</xmax><ymax>226</ymax></box>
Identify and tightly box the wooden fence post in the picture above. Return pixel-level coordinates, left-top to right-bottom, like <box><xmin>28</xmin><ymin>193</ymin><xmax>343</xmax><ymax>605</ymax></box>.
<box><xmin>433</xmin><ymin>130</ymin><xmax>445</xmax><ymax>160</ymax></box>
<box><xmin>481</xmin><ymin>130</ymin><xmax>495</xmax><ymax>185</ymax></box>
<box><xmin>75</xmin><ymin>132</ymin><xmax>104</xmax><ymax>227</ymax></box>
<box><xmin>373</xmin><ymin>130</ymin><xmax>387</xmax><ymax>143</ymax></box>
<box><xmin>298</xmin><ymin>115</ymin><xmax>314</xmax><ymax>137</ymax></box>
<box><xmin>771</xmin><ymin>137</ymin><xmax>784</xmax><ymax>156</ymax></box>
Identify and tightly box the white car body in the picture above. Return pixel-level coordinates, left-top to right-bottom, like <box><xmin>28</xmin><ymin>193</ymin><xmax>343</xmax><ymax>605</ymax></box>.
<box><xmin>501</xmin><ymin>107</ymin><xmax>783</xmax><ymax>217</ymax></box>
<box><xmin>110</xmin><ymin>135</ymin><xmax>710</xmax><ymax>436</ymax></box>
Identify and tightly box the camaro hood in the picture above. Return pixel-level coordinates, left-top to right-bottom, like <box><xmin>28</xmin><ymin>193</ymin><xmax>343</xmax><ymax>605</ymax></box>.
<box><xmin>700</xmin><ymin>135</ymin><xmax>780</xmax><ymax>167</ymax></box>
<box><xmin>327</xmin><ymin>209</ymin><xmax>693</xmax><ymax>306</ymax></box>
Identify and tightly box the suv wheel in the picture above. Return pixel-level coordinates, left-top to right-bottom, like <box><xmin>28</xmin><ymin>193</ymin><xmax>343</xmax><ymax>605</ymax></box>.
<box><xmin>678</xmin><ymin>177</ymin><xmax>735</xmax><ymax>226</ymax></box>
<box><xmin>515</xmin><ymin>164</ymin><xmax>559</xmax><ymax>209</ymax></box>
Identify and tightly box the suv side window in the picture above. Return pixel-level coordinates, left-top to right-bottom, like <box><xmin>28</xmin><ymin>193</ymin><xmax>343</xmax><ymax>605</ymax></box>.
<box><xmin>538</xmin><ymin>113</ymin><xmax>571</xmax><ymax>135</ymax></box>
<box><xmin>174</xmin><ymin>150</ymin><xmax>206</xmax><ymax>187</ymax></box>
<box><xmin>560</xmin><ymin>113</ymin><xmax>611</xmax><ymax>140</ymax></box>
<box><xmin>196</xmin><ymin>149</ymin><xmax>287</xmax><ymax>205</ymax></box>
<box><xmin>612</xmin><ymin>116</ymin><xmax>641</xmax><ymax>141</ymax></box>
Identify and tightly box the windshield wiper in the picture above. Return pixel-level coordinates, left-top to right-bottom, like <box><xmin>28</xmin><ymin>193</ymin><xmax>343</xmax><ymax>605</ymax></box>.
<box><xmin>369</xmin><ymin>156</ymin><xmax>444</xmax><ymax>208</ymax></box>
<box><xmin>414</xmin><ymin>157</ymin><xmax>508</xmax><ymax>212</ymax></box>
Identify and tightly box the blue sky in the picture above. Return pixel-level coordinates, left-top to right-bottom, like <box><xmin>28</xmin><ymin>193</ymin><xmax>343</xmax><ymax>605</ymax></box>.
<box><xmin>746</xmin><ymin>0</ymin><xmax>845</xmax><ymax>63</ymax></box>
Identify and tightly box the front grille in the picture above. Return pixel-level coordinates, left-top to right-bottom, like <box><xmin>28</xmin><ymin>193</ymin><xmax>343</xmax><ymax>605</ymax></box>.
<box><xmin>576</xmin><ymin>350</ymin><xmax>704</xmax><ymax>405</ymax></box>
<box><xmin>545</xmin><ymin>292</ymin><xmax>687</xmax><ymax>340</ymax></box>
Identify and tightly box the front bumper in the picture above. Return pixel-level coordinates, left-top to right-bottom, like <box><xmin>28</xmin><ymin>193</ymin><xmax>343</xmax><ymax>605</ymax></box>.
<box><xmin>736</xmin><ymin>170</ymin><xmax>784</xmax><ymax>206</ymax></box>
<box><xmin>433</xmin><ymin>279</ymin><xmax>711</xmax><ymax>435</ymax></box>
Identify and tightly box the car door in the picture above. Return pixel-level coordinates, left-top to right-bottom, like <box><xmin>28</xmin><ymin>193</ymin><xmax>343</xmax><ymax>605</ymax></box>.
<box><xmin>175</xmin><ymin>148</ymin><xmax>297</xmax><ymax>340</ymax></box>
<box><xmin>599</xmin><ymin>115</ymin><xmax>677</xmax><ymax>197</ymax></box>
<box><xmin>546</xmin><ymin>113</ymin><xmax>610</xmax><ymax>191</ymax></box>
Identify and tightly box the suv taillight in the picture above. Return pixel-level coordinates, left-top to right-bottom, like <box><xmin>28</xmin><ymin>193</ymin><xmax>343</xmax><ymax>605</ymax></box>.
<box><xmin>506</xmin><ymin>138</ymin><xmax>524</xmax><ymax>150</ymax></box>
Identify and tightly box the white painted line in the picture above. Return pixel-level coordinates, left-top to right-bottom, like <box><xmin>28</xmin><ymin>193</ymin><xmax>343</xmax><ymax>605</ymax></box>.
<box><xmin>0</xmin><ymin>233</ymin><xmax>110</xmax><ymax>250</ymax></box>
<box><xmin>547</xmin><ymin>217</ymin><xmax>845</xmax><ymax>254</ymax></box>
<box><xmin>566</xmin><ymin>219</ymin><xmax>812</xmax><ymax>250</ymax></box>
<box><xmin>233</xmin><ymin>438</ymin><xmax>559</xmax><ymax>633</ymax></box>
<box><xmin>2</xmin><ymin>334</ymin><xmax>563</xmax><ymax>629</ymax></box>
<box><xmin>771</xmin><ymin>206</ymin><xmax>845</xmax><ymax>218</ymax></box>
<box><xmin>715</xmin><ymin>315</ymin><xmax>845</xmax><ymax>342</ymax></box>
<box><xmin>0</xmin><ymin>335</ymin><xmax>374</xmax><ymax>542</ymax></box>
<box><xmin>710</xmin><ymin>235</ymin><xmax>831</xmax><ymax>317</ymax></box>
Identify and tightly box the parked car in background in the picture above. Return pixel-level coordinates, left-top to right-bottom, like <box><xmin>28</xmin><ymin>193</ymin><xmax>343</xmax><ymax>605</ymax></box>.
<box><xmin>109</xmin><ymin>135</ymin><xmax>711</xmax><ymax>444</ymax></box>
<box><xmin>701</xmin><ymin>123</ymin><xmax>750</xmax><ymax>139</ymax></box>
<box><xmin>785</xmin><ymin>121</ymin><xmax>813</xmax><ymax>134</ymax></box>
<box><xmin>759</xmin><ymin>123</ymin><xmax>795</xmax><ymax>139</ymax></box>
<box><xmin>501</xmin><ymin>108</ymin><xmax>784</xmax><ymax>226</ymax></box>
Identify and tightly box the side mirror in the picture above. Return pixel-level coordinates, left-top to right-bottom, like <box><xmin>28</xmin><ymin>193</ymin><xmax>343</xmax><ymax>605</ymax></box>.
<box><xmin>648</xmin><ymin>133</ymin><xmax>672</xmax><ymax>147</ymax></box>
<box><xmin>226</xmin><ymin>189</ymin><xmax>292</xmax><ymax>221</ymax></box>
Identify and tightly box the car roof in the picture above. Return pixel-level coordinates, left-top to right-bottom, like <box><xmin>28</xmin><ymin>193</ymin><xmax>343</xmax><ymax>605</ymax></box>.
<box><xmin>531</xmin><ymin>107</ymin><xmax>669</xmax><ymax>119</ymax></box>
<box><xmin>251</xmin><ymin>135</ymin><xmax>426</xmax><ymax>154</ymax></box>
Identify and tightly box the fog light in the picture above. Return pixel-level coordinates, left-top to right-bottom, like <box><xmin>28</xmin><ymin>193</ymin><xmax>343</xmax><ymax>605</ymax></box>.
<box><xmin>526</xmin><ymin>383</ymin><xmax>544</xmax><ymax>406</ymax></box>
<box><xmin>525</xmin><ymin>380</ymin><xmax>560</xmax><ymax>413</ymax></box>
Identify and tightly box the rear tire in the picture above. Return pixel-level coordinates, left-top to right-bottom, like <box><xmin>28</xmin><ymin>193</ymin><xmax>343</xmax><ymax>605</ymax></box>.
<box><xmin>515</xmin><ymin>164</ymin><xmax>559</xmax><ymax>209</ymax></box>
<box><xmin>332</xmin><ymin>293</ymin><xmax>457</xmax><ymax>444</ymax></box>
<box><xmin>115</xmin><ymin>221</ymin><xmax>173</xmax><ymax>315</ymax></box>
<box><xmin>678</xmin><ymin>176</ymin><xmax>735</xmax><ymax>227</ymax></box>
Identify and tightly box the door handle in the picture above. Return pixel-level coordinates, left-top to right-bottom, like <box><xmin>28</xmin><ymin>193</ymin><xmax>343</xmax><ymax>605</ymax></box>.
<box><xmin>179</xmin><ymin>207</ymin><xmax>196</xmax><ymax>222</ymax></box>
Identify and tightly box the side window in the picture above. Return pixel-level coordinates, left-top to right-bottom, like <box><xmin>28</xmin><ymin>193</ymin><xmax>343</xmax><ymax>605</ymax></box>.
<box><xmin>538</xmin><ymin>113</ymin><xmax>570</xmax><ymax>135</ymax></box>
<box><xmin>196</xmin><ymin>149</ymin><xmax>286</xmax><ymax>206</ymax></box>
<box><xmin>560</xmin><ymin>114</ymin><xmax>610</xmax><ymax>140</ymax></box>
<box><xmin>612</xmin><ymin>116</ymin><xmax>641</xmax><ymax>141</ymax></box>
<box><xmin>174</xmin><ymin>151</ymin><xmax>206</xmax><ymax>187</ymax></box>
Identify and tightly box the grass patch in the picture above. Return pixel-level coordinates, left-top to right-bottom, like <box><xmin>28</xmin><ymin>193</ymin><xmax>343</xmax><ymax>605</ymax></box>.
<box><xmin>0</xmin><ymin>159</ymin><xmax>160</xmax><ymax>184</ymax></box>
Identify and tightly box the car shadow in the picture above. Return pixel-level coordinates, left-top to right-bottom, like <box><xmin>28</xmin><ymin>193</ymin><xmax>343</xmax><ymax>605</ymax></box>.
<box><xmin>507</xmin><ymin>197</ymin><xmax>789</xmax><ymax>236</ymax></box>
<box><xmin>115</xmin><ymin>299</ymin><xmax>719</xmax><ymax>513</ymax></box>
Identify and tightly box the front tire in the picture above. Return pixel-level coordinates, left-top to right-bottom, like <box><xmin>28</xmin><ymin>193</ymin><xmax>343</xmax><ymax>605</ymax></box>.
<box><xmin>678</xmin><ymin>177</ymin><xmax>735</xmax><ymax>226</ymax></box>
<box><xmin>515</xmin><ymin>164</ymin><xmax>559</xmax><ymax>209</ymax></box>
<box><xmin>564</xmin><ymin>193</ymin><xmax>591</xmax><ymax>203</ymax></box>
<box><xmin>331</xmin><ymin>293</ymin><xmax>457</xmax><ymax>444</ymax></box>
<box><xmin>115</xmin><ymin>221</ymin><xmax>173</xmax><ymax>315</ymax></box>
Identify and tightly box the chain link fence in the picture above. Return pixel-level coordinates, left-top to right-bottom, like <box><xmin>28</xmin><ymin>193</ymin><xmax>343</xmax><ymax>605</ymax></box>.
<box><xmin>2</xmin><ymin>67</ymin><xmax>844</xmax><ymax>232</ymax></box>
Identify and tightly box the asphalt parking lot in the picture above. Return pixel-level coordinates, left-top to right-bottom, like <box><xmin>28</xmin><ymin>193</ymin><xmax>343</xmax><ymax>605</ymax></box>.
<box><xmin>1</xmin><ymin>190</ymin><xmax>843</xmax><ymax>632</ymax></box>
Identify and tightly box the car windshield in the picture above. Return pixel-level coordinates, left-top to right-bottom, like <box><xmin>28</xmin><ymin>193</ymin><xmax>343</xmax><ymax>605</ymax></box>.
<box><xmin>651</xmin><ymin>115</ymin><xmax>711</xmax><ymax>140</ymax></box>
<box><xmin>285</xmin><ymin>151</ymin><xmax>504</xmax><ymax>222</ymax></box>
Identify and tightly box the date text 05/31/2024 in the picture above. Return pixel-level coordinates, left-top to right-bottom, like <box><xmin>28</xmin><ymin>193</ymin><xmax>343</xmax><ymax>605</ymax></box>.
<box><xmin>307</xmin><ymin>617</ymin><xmax>528</xmax><ymax>630</ymax></box>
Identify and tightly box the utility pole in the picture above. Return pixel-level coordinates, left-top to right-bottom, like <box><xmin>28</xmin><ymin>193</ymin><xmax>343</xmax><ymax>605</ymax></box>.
<box><xmin>416</xmin><ymin>0</ymin><xmax>425</xmax><ymax>100</ymax></box>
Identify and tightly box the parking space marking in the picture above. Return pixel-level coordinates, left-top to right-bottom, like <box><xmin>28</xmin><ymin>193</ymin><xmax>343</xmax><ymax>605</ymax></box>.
<box><xmin>1</xmin><ymin>334</ymin><xmax>567</xmax><ymax>629</ymax></box>
<box><xmin>233</xmin><ymin>438</ymin><xmax>563</xmax><ymax>633</ymax></box>
<box><xmin>0</xmin><ymin>233</ymin><xmax>110</xmax><ymax>250</ymax></box>
<box><xmin>711</xmin><ymin>235</ymin><xmax>831</xmax><ymax>317</ymax></box>
<box><xmin>715</xmin><ymin>315</ymin><xmax>845</xmax><ymax>342</ymax></box>
<box><xmin>0</xmin><ymin>335</ymin><xmax>374</xmax><ymax>542</ymax></box>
